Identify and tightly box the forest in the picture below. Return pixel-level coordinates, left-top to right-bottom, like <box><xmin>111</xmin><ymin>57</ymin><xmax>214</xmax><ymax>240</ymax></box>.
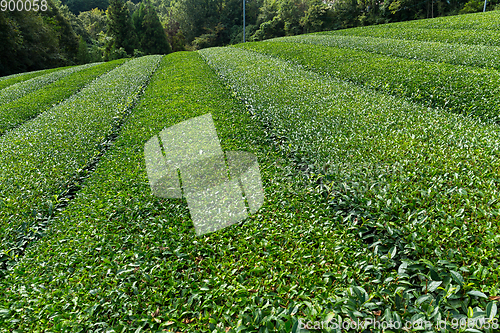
<box><xmin>1</xmin><ymin>0</ymin><xmax>498</xmax><ymax>75</ymax></box>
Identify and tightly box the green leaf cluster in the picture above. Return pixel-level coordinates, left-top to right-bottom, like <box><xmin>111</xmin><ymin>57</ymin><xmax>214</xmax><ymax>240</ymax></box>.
<box><xmin>327</xmin><ymin>23</ymin><xmax>500</xmax><ymax>47</ymax></box>
<box><xmin>0</xmin><ymin>52</ymin><xmax>366</xmax><ymax>332</ymax></box>
<box><xmin>2</xmin><ymin>11</ymin><xmax>500</xmax><ymax>332</ymax></box>
<box><xmin>106</xmin><ymin>0</ymin><xmax>171</xmax><ymax>58</ymax></box>
<box><xmin>0</xmin><ymin>67</ymin><xmax>67</xmax><ymax>91</ymax></box>
<box><xmin>0</xmin><ymin>0</ymin><xmax>80</xmax><ymax>76</ymax></box>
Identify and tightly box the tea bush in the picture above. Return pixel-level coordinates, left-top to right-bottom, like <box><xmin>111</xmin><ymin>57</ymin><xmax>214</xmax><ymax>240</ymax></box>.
<box><xmin>0</xmin><ymin>55</ymin><xmax>161</xmax><ymax>263</ymax></box>
<box><xmin>324</xmin><ymin>27</ymin><xmax>500</xmax><ymax>47</ymax></box>
<box><xmin>238</xmin><ymin>41</ymin><xmax>500</xmax><ymax>123</ymax></box>
<box><xmin>200</xmin><ymin>46</ymin><xmax>500</xmax><ymax>330</ymax></box>
<box><xmin>1</xmin><ymin>11</ymin><xmax>499</xmax><ymax>332</ymax></box>
<box><xmin>0</xmin><ymin>52</ymin><xmax>370</xmax><ymax>332</ymax></box>
<box><xmin>0</xmin><ymin>67</ymin><xmax>67</xmax><ymax>91</ymax></box>
<box><xmin>269</xmin><ymin>34</ymin><xmax>500</xmax><ymax>70</ymax></box>
<box><xmin>0</xmin><ymin>59</ymin><xmax>127</xmax><ymax>136</ymax></box>
<box><xmin>0</xmin><ymin>63</ymin><xmax>98</xmax><ymax>105</ymax></box>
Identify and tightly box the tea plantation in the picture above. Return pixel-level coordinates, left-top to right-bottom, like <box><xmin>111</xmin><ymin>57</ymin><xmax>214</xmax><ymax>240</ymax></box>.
<box><xmin>0</xmin><ymin>11</ymin><xmax>499</xmax><ymax>333</ymax></box>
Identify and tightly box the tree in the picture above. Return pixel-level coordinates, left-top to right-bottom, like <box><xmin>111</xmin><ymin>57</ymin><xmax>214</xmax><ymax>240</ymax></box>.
<box><xmin>59</xmin><ymin>4</ymin><xmax>91</xmax><ymax>43</ymax></box>
<box><xmin>79</xmin><ymin>8</ymin><xmax>108</xmax><ymax>41</ymax></box>
<box><xmin>106</xmin><ymin>0</ymin><xmax>138</xmax><ymax>56</ymax></box>
<box><xmin>251</xmin><ymin>0</ymin><xmax>283</xmax><ymax>40</ymax></box>
<box><xmin>252</xmin><ymin>16</ymin><xmax>284</xmax><ymax>40</ymax></box>
<box><xmin>165</xmin><ymin>19</ymin><xmax>186</xmax><ymax>52</ymax></box>
<box><xmin>331</xmin><ymin>0</ymin><xmax>359</xmax><ymax>29</ymax></box>
<box><xmin>42</xmin><ymin>0</ymin><xmax>80</xmax><ymax>62</ymax></box>
<box><xmin>126</xmin><ymin>0</ymin><xmax>141</xmax><ymax>14</ymax></box>
<box><xmin>131</xmin><ymin>2</ymin><xmax>146</xmax><ymax>36</ymax></box>
<box><xmin>139</xmin><ymin>3</ymin><xmax>172</xmax><ymax>54</ymax></box>
<box><xmin>61</xmin><ymin>0</ymin><xmax>110</xmax><ymax>14</ymax></box>
<box><xmin>278</xmin><ymin>0</ymin><xmax>302</xmax><ymax>35</ymax></box>
<box><xmin>169</xmin><ymin>0</ymin><xmax>220</xmax><ymax>43</ymax></box>
<box><xmin>459</xmin><ymin>0</ymin><xmax>484</xmax><ymax>13</ymax></box>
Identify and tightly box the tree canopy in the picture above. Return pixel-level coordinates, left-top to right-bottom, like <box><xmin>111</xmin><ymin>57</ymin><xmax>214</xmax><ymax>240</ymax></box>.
<box><xmin>0</xmin><ymin>0</ymin><xmax>79</xmax><ymax>76</ymax></box>
<box><xmin>132</xmin><ymin>2</ymin><xmax>172</xmax><ymax>54</ymax></box>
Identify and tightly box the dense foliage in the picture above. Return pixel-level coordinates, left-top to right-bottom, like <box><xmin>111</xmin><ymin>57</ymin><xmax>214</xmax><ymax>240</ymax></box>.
<box><xmin>164</xmin><ymin>0</ymin><xmax>500</xmax><ymax>48</ymax></box>
<box><xmin>269</xmin><ymin>33</ymin><xmax>500</xmax><ymax>69</ymax></box>
<box><xmin>238</xmin><ymin>41</ymin><xmax>500</xmax><ymax>123</ymax></box>
<box><xmin>0</xmin><ymin>60</ymin><xmax>125</xmax><ymax>135</ymax></box>
<box><xmin>2</xmin><ymin>0</ymin><xmax>499</xmax><ymax>75</ymax></box>
<box><xmin>0</xmin><ymin>64</ymin><xmax>89</xmax><ymax>105</ymax></box>
<box><xmin>0</xmin><ymin>11</ymin><xmax>499</xmax><ymax>333</ymax></box>
<box><xmin>0</xmin><ymin>67</ymin><xmax>69</xmax><ymax>93</ymax></box>
<box><xmin>60</xmin><ymin>0</ymin><xmax>110</xmax><ymax>14</ymax></box>
<box><xmin>132</xmin><ymin>2</ymin><xmax>172</xmax><ymax>55</ymax></box>
<box><xmin>0</xmin><ymin>0</ymin><xmax>169</xmax><ymax>75</ymax></box>
<box><xmin>200</xmin><ymin>44</ymin><xmax>500</xmax><ymax>331</ymax></box>
<box><xmin>0</xmin><ymin>56</ymin><xmax>159</xmax><ymax>266</ymax></box>
<box><xmin>0</xmin><ymin>0</ymin><xmax>79</xmax><ymax>76</ymax></box>
<box><xmin>0</xmin><ymin>51</ymin><xmax>363</xmax><ymax>332</ymax></box>
<box><xmin>73</xmin><ymin>0</ymin><xmax>172</xmax><ymax>61</ymax></box>
<box><xmin>107</xmin><ymin>0</ymin><xmax>141</xmax><ymax>55</ymax></box>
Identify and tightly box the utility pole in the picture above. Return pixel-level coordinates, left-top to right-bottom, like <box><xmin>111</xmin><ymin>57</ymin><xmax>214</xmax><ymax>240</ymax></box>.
<box><xmin>243</xmin><ymin>0</ymin><xmax>246</xmax><ymax>42</ymax></box>
<box><xmin>484</xmin><ymin>0</ymin><xmax>487</xmax><ymax>11</ymax></box>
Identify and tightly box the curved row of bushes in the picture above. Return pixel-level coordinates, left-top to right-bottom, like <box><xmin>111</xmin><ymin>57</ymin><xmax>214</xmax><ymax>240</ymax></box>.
<box><xmin>0</xmin><ymin>55</ymin><xmax>161</xmax><ymax>263</ymax></box>
<box><xmin>200</xmin><ymin>46</ymin><xmax>500</xmax><ymax>329</ymax></box>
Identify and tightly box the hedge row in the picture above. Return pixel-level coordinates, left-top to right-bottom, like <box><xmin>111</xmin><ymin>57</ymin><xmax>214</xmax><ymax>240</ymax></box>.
<box><xmin>372</xmin><ymin>10</ymin><xmax>500</xmax><ymax>31</ymax></box>
<box><xmin>238</xmin><ymin>41</ymin><xmax>500</xmax><ymax>123</ymax></box>
<box><xmin>0</xmin><ymin>55</ymin><xmax>161</xmax><ymax>260</ymax></box>
<box><xmin>0</xmin><ymin>59</ymin><xmax>127</xmax><ymax>136</ymax></box>
<box><xmin>0</xmin><ymin>63</ymin><xmax>101</xmax><ymax>105</ymax></box>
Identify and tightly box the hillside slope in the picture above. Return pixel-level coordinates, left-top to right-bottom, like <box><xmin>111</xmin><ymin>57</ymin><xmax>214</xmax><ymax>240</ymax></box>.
<box><xmin>1</xmin><ymin>11</ymin><xmax>499</xmax><ymax>332</ymax></box>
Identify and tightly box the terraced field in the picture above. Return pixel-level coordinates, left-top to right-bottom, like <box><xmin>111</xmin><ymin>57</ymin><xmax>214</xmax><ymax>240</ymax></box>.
<box><xmin>0</xmin><ymin>10</ymin><xmax>499</xmax><ymax>333</ymax></box>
